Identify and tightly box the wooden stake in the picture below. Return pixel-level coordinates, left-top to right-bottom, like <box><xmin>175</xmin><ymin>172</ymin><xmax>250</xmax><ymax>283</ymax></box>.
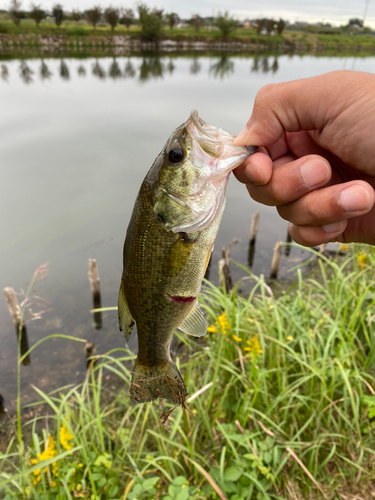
<box><xmin>249</xmin><ymin>211</ymin><xmax>260</xmax><ymax>243</ymax></box>
<box><xmin>88</xmin><ymin>259</ymin><xmax>102</xmax><ymax>329</ymax></box>
<box><xmin>270</xmin><ymin>240</ymin><xmax>283</xmax><ymax>279</ymax></box>
<box><xmin>3</xmin><ymin>287</ymin><xmax>23</xmax><ymax>331</ymax></box>
<box><xmin>218</xmin><ymin>246</ymin><xmax>233</xmax><ymax>293</ymax></box>
<box><xmin>3</xmin><ymin>287</ymin><xmax>30</xmax><ymax>365</ymax></box>
<box><xmin>84</xmin><ymin>342</ymin><xmax>97</xmax><ymax>369</ymax></box>
<box><xmin>88</xmin><ymin>259</ymin><xmax>100</xmax><ymax>296</ymax></box>
<box><xmin>248</xmin><ymin>212</ymin><xmax>260</xmax><ymax>267</ymax></box>
<box><xmin>285</xmin><ymin>230</ymin><xmax>292</xmax><ymax>256</ymax></box>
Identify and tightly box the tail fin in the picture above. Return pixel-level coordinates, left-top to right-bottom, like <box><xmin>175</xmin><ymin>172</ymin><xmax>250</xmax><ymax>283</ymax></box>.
<box><xmin>130</xmin><ymin>359</ymin><xmax>187</xmax><ymax>405</ymax></box>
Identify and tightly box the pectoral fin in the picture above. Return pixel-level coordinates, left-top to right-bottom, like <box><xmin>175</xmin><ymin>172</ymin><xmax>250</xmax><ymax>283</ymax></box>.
<box><xmin>178</xmin><ymin>301</ymin><xmax>207</xmax><ymax>337</ymax></box>
<box><xmin>118</xmin><ymin>281</ymin><xmax>135</xmax><ymax>341</ymax></box>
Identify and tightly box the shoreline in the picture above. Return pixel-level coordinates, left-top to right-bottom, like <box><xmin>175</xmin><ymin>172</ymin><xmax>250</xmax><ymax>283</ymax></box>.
<box><xmin>1</xmin><ymin>33</ymin><xmax>375</xmax><ymax>57</ymax></box>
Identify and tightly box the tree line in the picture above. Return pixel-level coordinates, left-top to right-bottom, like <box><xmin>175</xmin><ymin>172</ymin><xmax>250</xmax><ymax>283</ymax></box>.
<box><xmin>5</xmin><ymin>1</ymin><xmax>289</xmax><ymax>39</ymax></box>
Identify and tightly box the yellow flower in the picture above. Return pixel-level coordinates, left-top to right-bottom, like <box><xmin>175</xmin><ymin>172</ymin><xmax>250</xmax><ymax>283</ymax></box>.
<box><xmin>217</xmin><ymin>312</ymin><xmax>230</xmax><ymax>334</ymax></box>
<box><xmin>232</xmin><ymin>334</ymin><xmax>242</xmax><ymax>342</ymax></box>
<box><xmin>286</xmin><ymin>335</ymin><xmax>294</xmax><ymax>342</ymax></box>
<box><xmin>358</xmin><ymin>252</ymin><xmax>368</xmax><ymax>269</ymax></box>
<box><xmin>59</xmin><ymin>421</ymin><xmax>74</xmax><ymax>451</ymax></box>
<box><xmin>207</xmin><ymin>312</ymin><xmax>230</xmax><ymax>335</ymax></box>
<box><xmin>339</xmin><ymin>243</ymin><xmax>349</xmax><ymax>252</ymax></box>
<box><xmin>30</xmin><ymin>434</ymin><xmax>58</xmax><ymax>481</ymax></box>
<box><xmin>244</xmin><ymin>335</ymin><xmax>262</xmax><ymax>355</ymax></box>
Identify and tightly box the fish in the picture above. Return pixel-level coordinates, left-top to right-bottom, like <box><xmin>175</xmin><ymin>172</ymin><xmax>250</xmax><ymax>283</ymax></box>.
<box><xmin>118</xmin><ymin>110</ymin><xmax>256</xmax><ymax>405</ymax></box>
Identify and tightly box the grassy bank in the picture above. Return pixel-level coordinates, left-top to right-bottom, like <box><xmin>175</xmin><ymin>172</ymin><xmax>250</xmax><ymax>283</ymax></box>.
<box><xmin>0</xmin><ymin>19</ymin><xmax>375</xmax><ymax>54</ymax></box>
<box><xmin>1</xmin><ymin>244</ymin><xmax>375</xmax><ymax>499</ymax></box>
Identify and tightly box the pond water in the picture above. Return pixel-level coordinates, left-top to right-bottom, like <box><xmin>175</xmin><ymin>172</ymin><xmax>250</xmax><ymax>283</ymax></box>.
<box><xmin>1</xmin><ymin>52</ymin><xmax>375</xmax><ymax>412</ymax></box>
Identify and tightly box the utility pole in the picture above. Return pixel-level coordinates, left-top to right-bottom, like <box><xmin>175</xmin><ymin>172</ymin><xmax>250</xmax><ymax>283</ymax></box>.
<box><xmin>363</xmin><ymin>0</ymin><xmax>370</xmax><ymax>26</ymax></box>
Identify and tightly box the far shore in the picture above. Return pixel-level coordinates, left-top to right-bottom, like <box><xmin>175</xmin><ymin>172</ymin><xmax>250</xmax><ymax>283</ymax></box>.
<box><xmin>1</xmin><ymin>22</ymin><xmax>375</xmax><ymax>56</ymax></box>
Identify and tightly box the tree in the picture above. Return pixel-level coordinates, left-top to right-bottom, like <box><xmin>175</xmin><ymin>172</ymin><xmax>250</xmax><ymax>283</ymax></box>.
<box><xmin>52</xmin><ymin>4</ymin><xmax>63</xmax><ymax>27</ymax></box>
<box><xmin>276</xmin><ymin>18</ymin><xmax>285</xmax><ymax>35</ymax></box>
<box><xmin>213</xmin><ymin>11</ymin><xmax>238</xmax><ymax>39</ymax></box>
<box><xmin>71</xmin><ymin>9</ymin><xmax>81</xmax><ymax>22</ymax></box>
<box><xmin>137</xmin><ymin>3</ymin><xmax>163</xmax><ymax>42</ymax></box>
<box><xmin>9</xmin><ymin>0</ymin><xmax>22</xmax><ymax>26</ymax></box>
<box><xmin>121</xmin><ymin>8</ymin><xmax>133</xmax><ymax>29</ymax></box>
<box><xmin>152</xmin><ymin>8</ymin><xmax>163</xmax><ymax>19</ymax></box>
<box><xmin>190</xmin><ymin>14</ymin><xmax>203</xmax><ymax>32</ymax></box>
<box><xmin>165</xmin><ymin>12</ymin><xmax>179</xmax><ymax>30</ymax></box>
<box><xmin>255</xmin><ymin>18</ymin><xmax>264</xmax><ymax>34</ymax></box>
<box><xmin>104</xmin><ymin>6</ymin><xmax>119</xmax><ymax>31</ymax></box>
<box><xmin>29</xmin><ymin>3</ymin><xmax>44</xmax><ymax>27</ymax></box>
<box><xmin>348</xmin><ymin>18</ymin><xmax>363</xmax><ymax>27</ymax></box>
<box><xmin>86</xmin><ymin>6</ymin><xmax>102</xmax><ymax>29</ymax></box>
<box><xmin>265</xmin><ymin>19</ymin><xmax>275</xmax><ymax>34</ymax></box>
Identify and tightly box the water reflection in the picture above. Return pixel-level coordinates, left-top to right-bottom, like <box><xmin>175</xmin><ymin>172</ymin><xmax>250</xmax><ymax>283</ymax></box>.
<box><xmin>60</xmin><ymin>59</ymin><xmax>70</xmax><ymax>80</ymax></box>
<box><xmin>40</xmin><ymin>59</ymin><xmax>52</xmax><ymax>80</ymax></box>
<box><xmin>124</xmin><ymin>59</ymin><xmax>136</xmax><ymax>78</ymax></box>
<box><xmin>1</xmin><ymin>63</ymin><xmax>8</xmax><ymax>81</ymax></box>
<box><xmin>19</xmin><ymin>60</ymin><xmax>33</xmax><ymax>84</ymax></box>
<box><xmin>92</xmin><ymin>59</ymin><xmax>106</xmax><ymax>79</ymax></box>
<box><xmin>1</xmin><ymin>54</ymin><xmax>283</xmax><ymax>85</ymax></box>
<box><xmin>18</xmin><ymin>325</ymin><xmax>31</xmax><ymax>366</ymax></box>
<box><xmin>139</xmin><ymin>57</ymin><xmax>164</xmax><ymax>82</ymax></box>
<box><xmin>190</xmin><ymin>58</ymin><xmax>201</xmax><ymax>75</ymax></box>
<box><xmin>77</xmin><ymin>64</ymin><xmax>86</xmax><ymax>77</ymax></box>
<box><xmin>271</xmin><ymin>57</ymin><xmax>279</xmax><ymax>73</ymax></box>
<box><xmin>109</xmin><ymin>58</ymin><xmax>122</xmax><ymax>79</ymax></box>
<box><xmin>210</xmin><ymin>55</ymin><xmax>234</xmax><ymax>79</ymax></box>
<box><xmin>167</xmin><ymin>59</ymin><xmax>175</xmax><ymax>74</ymax></box>
<box><xmin>251</xmin><ymin>56</ymin><xmax>279</xmax><ymax>74</ymax></box>
<box><xmin>0</xmin><ymin>393</ymin><xmax>4</xmax><ymax>416</ymax></box>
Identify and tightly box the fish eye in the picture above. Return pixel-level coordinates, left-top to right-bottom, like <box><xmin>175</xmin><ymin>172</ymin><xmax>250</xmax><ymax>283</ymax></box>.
<box><xmin>168</xmin><ymin>147</ymin><xmax>184</xmax><ymax>164</ymax></box>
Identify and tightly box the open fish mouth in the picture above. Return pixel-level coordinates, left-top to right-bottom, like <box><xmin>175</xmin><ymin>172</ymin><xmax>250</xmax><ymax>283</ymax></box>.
<box><xmin>188</xmin><ymin>109</ymin><xmax>235</xmax><ymax>145</ymax></box>
<box><xmin>187</xmin><ymin>109</ymin><xmax>257</xmax><ymax>175</ymax></box>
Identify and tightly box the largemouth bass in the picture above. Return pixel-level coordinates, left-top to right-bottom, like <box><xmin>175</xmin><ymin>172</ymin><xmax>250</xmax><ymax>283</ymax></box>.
<box><xmin>119</xmin><ymin>110</ymin><xmax>256</xmax><ymax>405</ymax></box>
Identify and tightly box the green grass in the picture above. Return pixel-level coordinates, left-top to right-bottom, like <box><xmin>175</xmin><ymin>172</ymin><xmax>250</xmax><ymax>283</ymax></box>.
<box><xmin>1</xmin><ymin>244</ymin><xmax>375</xmax><ymax>499</ymax></box>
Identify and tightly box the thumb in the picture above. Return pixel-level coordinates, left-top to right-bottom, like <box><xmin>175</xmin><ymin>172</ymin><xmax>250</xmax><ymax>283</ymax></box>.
<box><xmin>232</xmin><ymin>70</ymin><xmax>370</xmax><ymax>148</ymax></box>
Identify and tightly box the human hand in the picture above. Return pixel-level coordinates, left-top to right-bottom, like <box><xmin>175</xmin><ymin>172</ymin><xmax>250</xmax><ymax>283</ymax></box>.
<box><xmin>232</xmin><ymin>70</ymin><xmax>375</xmax><ymax>246</ymax></box>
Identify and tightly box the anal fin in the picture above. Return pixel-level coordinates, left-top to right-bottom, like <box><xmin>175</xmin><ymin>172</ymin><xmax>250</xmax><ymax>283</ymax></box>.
<box><xmin>118</xmin><ymin>280</ymin><xmax>135</xmax><ymax>341</ymax></box>
<box><xmin>178</xmin><ymin>301</ymin><xmax>207</xmax><ymax>337</ymax></box>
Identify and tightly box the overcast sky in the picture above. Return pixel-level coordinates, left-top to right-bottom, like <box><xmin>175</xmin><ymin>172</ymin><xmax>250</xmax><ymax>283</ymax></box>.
<box><xmin>1</xmin><ymin>0</ymin><xmax>374</xmax><ymax>28</ymax></box>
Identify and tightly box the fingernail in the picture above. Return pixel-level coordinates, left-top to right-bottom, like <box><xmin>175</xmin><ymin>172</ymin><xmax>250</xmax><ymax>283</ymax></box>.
<box><xmin>323</xmin><ymin>221</ymin><xmax>346</xmax><ymax>234</ymax></box>
<box><xmin>232</xmin><ymin>127</ymin><xmax>249</xmax><ymax>146</ymax></box>
<box><xmin>340</xmin><ymin>185</ymin><xmax>370</xmax><ymax>213</ymax></box>
<box><xmin>300</xmin><ymin>159</ymin><xmax>329</xmax><ymax>189</ymax></box>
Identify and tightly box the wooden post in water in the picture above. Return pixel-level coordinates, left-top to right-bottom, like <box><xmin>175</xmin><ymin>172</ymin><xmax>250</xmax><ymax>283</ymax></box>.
<box><xmin>248</xmin><ymin>211</ymin><xmax>260</xmax><ymax>268</ymax></box>
<box><xmin>3</xmin><ymin>287</ymin><xmax>30</xmax><ymax>366</ymax></box>
<box><xmin>204</xmin><ymin>254</ymin><xmax>212</xmax><ymax>281</ymax></box>
<box><xmin>284</xmin><ymin>230</ymin><xmax>292</xmax><ymax>256</ymax></box>
<box><xmin>0</xmin><ymin>393</ymin><xmax>4</xmax><ymax>416</ymax></box>
<box><xmin>84</xmin><ymin>342</ymin><xmax>97</xmax><ymax>370</ymax></box>
<box><xmin>88</xmin><ymin>259</ymin><xmax>102</xmax><ymax>329</ymax></box>
<box><xmin>319</xmin><ymin>243</ymin><xmax>327</xmax><ymax>255</ymax></box>
<box><xmin>218</xmin><ymin>246</ymin><xmax>233</xmax><ymax>293</ymax></box>
<box><xmin>270</xmin><ymin>240</ymin><xmax>283</xmax><ymax>280</ymax></box>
